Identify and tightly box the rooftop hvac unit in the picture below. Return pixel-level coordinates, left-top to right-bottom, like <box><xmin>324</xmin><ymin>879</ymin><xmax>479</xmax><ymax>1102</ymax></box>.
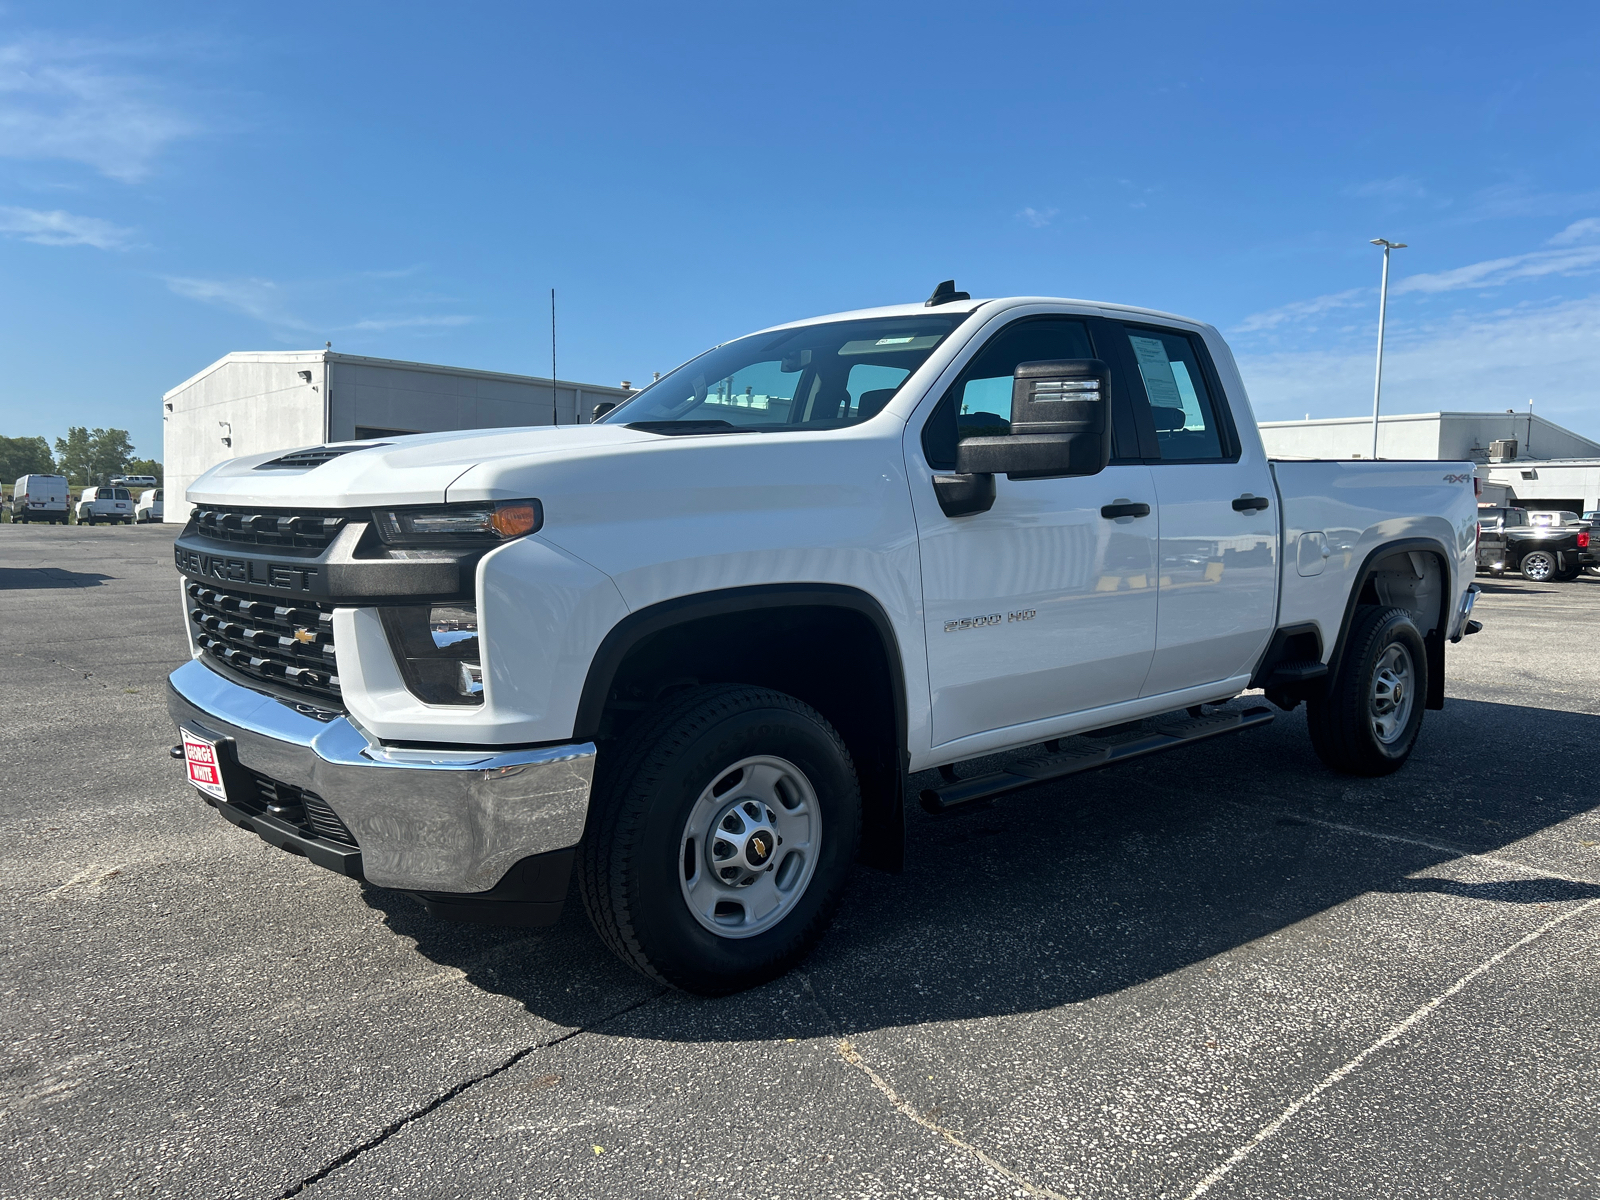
<box><xmin>1489</xmin><ymin>438</ymin><xmax>1518</xmax><ymax>462</ymax></box>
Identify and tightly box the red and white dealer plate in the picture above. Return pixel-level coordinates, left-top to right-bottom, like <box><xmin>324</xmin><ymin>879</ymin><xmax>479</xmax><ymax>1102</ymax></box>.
<box><xmin>181</xmin><ymin>727</ymin><xmax>229</xmax><ymax>802</ymax></box>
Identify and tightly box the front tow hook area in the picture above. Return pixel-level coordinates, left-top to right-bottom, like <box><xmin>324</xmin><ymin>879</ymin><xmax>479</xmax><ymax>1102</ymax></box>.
<box><xmin>169</xmin><ymin>744</ymin><xmax>185</xmax><ymax>759</ymax></box>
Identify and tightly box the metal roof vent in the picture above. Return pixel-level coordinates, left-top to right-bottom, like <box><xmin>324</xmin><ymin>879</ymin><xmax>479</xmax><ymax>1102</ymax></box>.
<box><xmin>256</xmin><ymin>443</ymin><xmax>389</xmax><ymax>470</ymax></box>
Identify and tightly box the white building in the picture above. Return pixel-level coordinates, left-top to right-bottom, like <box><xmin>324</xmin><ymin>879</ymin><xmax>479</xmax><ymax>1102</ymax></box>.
<box><xmin>1258</xmin><ymin>411</ymin><xmax>1600</xmax><ymax>516</ymax></box>
<box><xmin>163</xmin><ymin>350</ymin><xmax>633</xmax><ymax>521</ymax></box>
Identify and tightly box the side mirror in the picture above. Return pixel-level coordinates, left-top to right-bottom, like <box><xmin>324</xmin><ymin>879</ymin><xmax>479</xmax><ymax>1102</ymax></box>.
<box><xmin>955</xmin><ymin>359</ymin><xmax>1112</xmax><ymax>481</ymax></box>
<box><xmin>592</xmin><ymin>401</ymin><xmax>616</xmax><ymax>421</ymax></box>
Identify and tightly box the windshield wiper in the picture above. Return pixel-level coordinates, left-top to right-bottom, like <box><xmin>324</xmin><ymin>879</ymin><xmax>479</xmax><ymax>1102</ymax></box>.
<box><xmin>626</xmin><ymin>421</ymin><xmax>742</xmax><ymax>436</ymax></box>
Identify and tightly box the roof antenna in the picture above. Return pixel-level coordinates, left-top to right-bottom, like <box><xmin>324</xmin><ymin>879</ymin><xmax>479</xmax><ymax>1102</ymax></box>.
<box><xmin>925</xmin><ymin>279</ymin><xmax>970</xmax><ymax>307</ymax></box>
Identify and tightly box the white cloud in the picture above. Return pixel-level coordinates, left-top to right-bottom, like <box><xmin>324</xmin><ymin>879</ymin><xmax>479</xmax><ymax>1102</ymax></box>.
<box><xmin>166</xmin><ymin>273</ymin><xmax>474</xmax><ymax>338</ymax></box>
<box><xmin>164</xmin><ymin>275</ymin><xmax>311</xmax><ymax>330</ymax></box>
<box><xmin>0</xmin><ymin>204</ymin><xmax>132</xmax><ymax>248</ymax></box>
<box><xmin>1393</xmin><ymin>242</ymin><xmax>1600</xmax><ymax>295</ymax></box>
<box><xmin>344</xmin><ymin>314</ymin><xmax>474</xmax><ymax>332</ymax></box>
<box><xmin>1549</xmin><ymin>217</ymin><xmax>1600</xmax><ymax>246</ymax></box>
<box><xmin>1233</xmin><ymin>287</ymin><xmax>1369</xmax><ymax>334</ymax></box>
<box><xmin>1236</xmin><ymin>294</ymin><xmax>1600</xmax><ymax>440</ymax></box>
<box><xmin>0</xmin><ymin>38</ymin><xmax>197</xmax><ymax>181</ymax></box>
<box><xmin>1016</xmin><ymin>206</ymin><xmax>1058</xmax><ymax>228</ymax></box>
<box><xmin>1344</xmin><ymin>176</ymin><xmax>1428</xmax><ymax>201</ymax></box>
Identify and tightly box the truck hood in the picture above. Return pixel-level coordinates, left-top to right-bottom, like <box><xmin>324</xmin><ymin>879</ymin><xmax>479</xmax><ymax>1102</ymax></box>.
<box><xmin>186</xmin><ymin>424</ymin><xmax>660</xmax><ymax>508</ymax></box>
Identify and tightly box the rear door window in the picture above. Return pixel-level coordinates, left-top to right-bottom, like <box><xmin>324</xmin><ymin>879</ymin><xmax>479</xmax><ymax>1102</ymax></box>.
<box><xmin>1121</xmin><ymin>327</ymin><xmax>1227</xmax><ymax>461</ymax></box>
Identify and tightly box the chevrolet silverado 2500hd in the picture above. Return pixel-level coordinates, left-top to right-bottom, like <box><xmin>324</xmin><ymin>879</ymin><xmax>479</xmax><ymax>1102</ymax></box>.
<box><xmin>167</xmin><ymin>287</ymin><xmax>1482</xmax><ymax>994</ymax></box>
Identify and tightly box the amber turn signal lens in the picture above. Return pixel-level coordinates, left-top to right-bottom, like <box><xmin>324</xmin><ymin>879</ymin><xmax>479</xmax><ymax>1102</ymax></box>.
<box><xmin>490</xmin><ymin>503</ymin><xmax>540</xmax><ymax>538</ymax></box>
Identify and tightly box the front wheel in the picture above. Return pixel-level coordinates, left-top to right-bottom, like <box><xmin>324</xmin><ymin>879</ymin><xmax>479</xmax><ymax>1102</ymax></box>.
<box><xmin>577</xmin><ymin>684</ymin><xmax>861</xmax><ymax>995</ymax></box>
<box><xmin>1520</xmin><ymin>550</ymin><xmax>1556</xmax><ymax>581</ymax></box>
<box><xmin>1307</xmin><ymin>606</ymin><xmax>1427</xmax><ymax>777</ymax></box>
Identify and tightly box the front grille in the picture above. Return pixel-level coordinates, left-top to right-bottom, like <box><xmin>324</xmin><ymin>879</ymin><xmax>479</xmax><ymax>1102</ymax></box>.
<box><xmin>233</xmin><ymin>769</ymin><xmax>359</xmax><ymax>847</ymax></box>
<box><xmin>187</xmin><ymin>581</ymin><xmax>341</xmax><ymax>702</ymax></box>
<box><xmin>190</xmin><ymin>504</ymin><xmax>350</xmax><ymax>551</ymax></box>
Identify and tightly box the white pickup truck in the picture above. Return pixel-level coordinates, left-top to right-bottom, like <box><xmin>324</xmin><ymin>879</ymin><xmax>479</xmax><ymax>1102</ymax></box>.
<box><xmin>167</xmin><ymin>286</ymin><xmax>1482</xmax><ymax>993</ymax></box>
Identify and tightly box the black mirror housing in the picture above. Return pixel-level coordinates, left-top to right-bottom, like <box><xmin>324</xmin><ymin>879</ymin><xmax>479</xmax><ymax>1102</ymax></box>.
<box><xmin>954</xmin><ymin>358</ymin><xmax>1112</xmax><ymax>480</ymax></box>
<box><xmin>592</xmin><ymin>401</ymin><xmax>617</xmax><ymax>421</ymax></box>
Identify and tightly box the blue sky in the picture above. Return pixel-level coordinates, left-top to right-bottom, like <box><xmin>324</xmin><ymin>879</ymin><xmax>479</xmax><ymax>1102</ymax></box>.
<box><xmin>2</xmin><ymin>1</ymin><xmax>1599</xmax><ymax>462</ymax></box>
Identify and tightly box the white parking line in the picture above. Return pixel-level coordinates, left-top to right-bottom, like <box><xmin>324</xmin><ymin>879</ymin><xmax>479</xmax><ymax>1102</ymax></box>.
<box><xmin>1293</xmin><ymin>814</ymin><xmax>1600</xmax><ymax>886</ymax></box>
<box><xmin>1182</xmin><ymin>894</ymin><xmax>1600</xmax><ymax>1198</ymax></box>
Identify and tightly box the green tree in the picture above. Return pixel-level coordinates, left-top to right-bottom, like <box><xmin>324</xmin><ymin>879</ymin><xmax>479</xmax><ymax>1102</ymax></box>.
<box><xmin>54</xmin><ymin>426</ymin><xmax>92</xmax><ymax>486</ymax></box>
<box><xmin>53</xmin><ymin>426</ymin><xmax>138</xmax><ymax>486</ymax></box>
<box><xmin>0</xmin><ymin>435</ymin><xmax>55</xmax><ymax>482</ymax></box>
<box><xmin>89</xmin><ymin>428</ymin><xmax>136</xmax><ymax>484</ymax></box>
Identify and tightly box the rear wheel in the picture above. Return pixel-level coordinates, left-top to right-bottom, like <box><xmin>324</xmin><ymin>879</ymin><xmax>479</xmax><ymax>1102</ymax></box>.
<box><xmin>1307</xmin><ymin>606</ymin><xmax>1427</xmax><ymax>777</ymax></box>
<box><xmin>1520</xmin><ymin>550</ymin><xmax>1556</xmax><ymax>581</ymax></box>
<box><xmin>1555</xmin><ymin>558</ymin><xmax>1582</xmax><ymax>581</ymax></box>
<box><xmin>577</xmin><ymin>684</ymin><xmax>861</xmax><ymax>995</ymax></box>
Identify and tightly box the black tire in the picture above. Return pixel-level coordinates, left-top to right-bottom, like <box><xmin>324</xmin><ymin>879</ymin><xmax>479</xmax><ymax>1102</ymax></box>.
<box><xmin>577</xmin><ymin>684</ymin><xmax>861</xmax><ymax>995</ymax></box>
<box><xmin>85</xmin><ymin>513</ymin><xmax>95</xmax><ymax>525</ymax></box>
<box><xmin>1307</xmin><ymin>606</ymin><xmax>1428</xmax><ymax>777</ymax></box>
<box><xmin>1520</xmin><ymin>549</ymin><xmax>1556</xmax><ymax>581</ymax></box>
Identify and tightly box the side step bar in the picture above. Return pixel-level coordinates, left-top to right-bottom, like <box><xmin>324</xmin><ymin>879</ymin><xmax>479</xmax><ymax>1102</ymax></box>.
<box><xmin>919</xmin><ymin>706</ymin><xmax>1275</xmax><ymax>814</ymax></box>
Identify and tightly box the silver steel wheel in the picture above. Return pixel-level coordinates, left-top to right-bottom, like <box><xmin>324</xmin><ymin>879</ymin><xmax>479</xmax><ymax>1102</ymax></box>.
<box><xmin>677</xmin><ymin>755</ymin><xmax>821</xmax><ymax>940</ymax></box>
<box><xmin>1370</xmin><ymin>642</ymin><xmax>1415</xmax><ymax>745</ymax></box>
<box><xmin>1522</xmin><ymin>552</ymin><xmax>1554</xmax><ymax>581</ymax></box>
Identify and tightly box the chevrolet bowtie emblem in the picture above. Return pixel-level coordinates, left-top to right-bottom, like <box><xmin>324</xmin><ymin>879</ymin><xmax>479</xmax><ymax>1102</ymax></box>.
<box><xmin>293</xmin><ymin>629</ymin><xmax>317</xmax><ymax>644</ymax></box>
<box><xmin>751</xmin><ymin>837</ymin><xmax>767</xmax><ymax>856</ymax></box>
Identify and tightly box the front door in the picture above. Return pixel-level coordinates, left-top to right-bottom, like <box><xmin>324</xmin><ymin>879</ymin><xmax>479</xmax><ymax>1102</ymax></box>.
<box><xmin>910</xmin><ymin>314</ymin><xmax>1160</xmax><ymax>749</ymax></box>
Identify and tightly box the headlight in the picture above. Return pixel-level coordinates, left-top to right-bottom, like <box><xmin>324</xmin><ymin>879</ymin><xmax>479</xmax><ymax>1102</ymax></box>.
<box><xmin>372</xmin><ymin>500</ymin><xmax>542</xmax><ymax>547</ymax></box>
<box><xmin>380</xmin><ymin>603</ymin><xmax>485</xmax><ymax>705</ymax></box>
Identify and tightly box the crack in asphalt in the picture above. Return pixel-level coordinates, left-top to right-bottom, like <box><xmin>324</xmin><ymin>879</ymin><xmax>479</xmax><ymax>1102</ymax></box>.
<box><xmin>278</xmin><ymin>987</ymin><xmax>668</xmax><ymax>1198</ymax></box>
<box><xmin>796</xmin><ymin>972</ymin><xmax>1070</xmax><ymax>1200</ymax></box>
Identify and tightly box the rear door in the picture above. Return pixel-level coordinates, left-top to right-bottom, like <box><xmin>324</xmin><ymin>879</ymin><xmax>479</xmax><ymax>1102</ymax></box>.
<box><xmin>1107</xmin><ymin>322</ymin><xmax>1279</xmax><ymax>697</ymax></box>
<box><xmin>911</xmin><ymin>313</ymin><xmax>1159</xmax><ymax>748</ymax></box>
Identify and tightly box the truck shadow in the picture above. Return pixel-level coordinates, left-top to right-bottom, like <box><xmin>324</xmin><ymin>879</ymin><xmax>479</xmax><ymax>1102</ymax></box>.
<box><xmin>362</xmin><ymin>696</ymin><xmax>1600</xmax><ymax>1038</ymax></box>
<box><xmin>0</xmin><ymin>566</ymin><xmax>112</xmax><ymax>590</ymax></box>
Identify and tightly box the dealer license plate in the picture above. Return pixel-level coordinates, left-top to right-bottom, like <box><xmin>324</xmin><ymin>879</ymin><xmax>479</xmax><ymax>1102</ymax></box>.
<box><xmin>181</xmin><ymin>727</ymin><xmax>229</xmax><ymax>802</ymax></box>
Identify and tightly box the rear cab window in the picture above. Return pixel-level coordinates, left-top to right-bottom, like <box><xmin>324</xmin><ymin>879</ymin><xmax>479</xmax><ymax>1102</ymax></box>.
<box><xmin>1116</xmin><ymin>324</ymin><xmax>1236</xmax><ymax>463</ymax></box>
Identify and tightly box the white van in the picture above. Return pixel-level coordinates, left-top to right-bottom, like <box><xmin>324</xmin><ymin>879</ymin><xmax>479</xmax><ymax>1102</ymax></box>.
<box><xmin>11</xmin><ymin>474</ymin><xmax>69</xmax><ymax>524</ymax></box>
<box><xmin>136</xmin><ymin>488</ymin><xmax>164</xmax><ymax>523</ymax></box>
<box><xmin>76</xmin><ymin>486</ymin><xmax>134</xmax><ymax>525</ymax></box>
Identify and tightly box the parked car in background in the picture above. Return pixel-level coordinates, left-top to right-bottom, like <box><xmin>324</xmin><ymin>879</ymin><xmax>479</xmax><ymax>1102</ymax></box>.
<box><xmin>10</xmin><ymin>474</ymin><xmax>69</xmax><ymax>523</ymax></box>
<box><xmin>112</xmin><ymin>475</ymin><xmax>159</xmax><ymax>491</ymax></box>
<box><xmin>76</xmin><ymin>486</ymin><xmax>134</xmax><ymax>525</ymax></box>
<box><xmin>1477</xmin><ymin>505</ymin><xmax>1584</xmax><ymax>581</ymax></box>
<box><xmin>135</xmin><ymin>488</ymin><xmax>164</xmax><ymax>523</ymax></box>
<box><xmin>1528</xmin><ymin>510</ymin><xmax>1580</xmax><ymax>528</ymax></box>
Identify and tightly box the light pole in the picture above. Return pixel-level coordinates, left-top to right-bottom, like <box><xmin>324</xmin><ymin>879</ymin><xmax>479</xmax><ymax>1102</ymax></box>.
<box><xmin>1368</xmin><ymin>238</ymin><xmax>1406</xmax><ymax>459</ymax></box>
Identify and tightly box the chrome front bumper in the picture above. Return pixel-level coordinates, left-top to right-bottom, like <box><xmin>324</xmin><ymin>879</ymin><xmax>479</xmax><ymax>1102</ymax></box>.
<box><xmin>167</xmin><ymin>658</ymin><xmax>595</xmax><ymax>893</ymax></box>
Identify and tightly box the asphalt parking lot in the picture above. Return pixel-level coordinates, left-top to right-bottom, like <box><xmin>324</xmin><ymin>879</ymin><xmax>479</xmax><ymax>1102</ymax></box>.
<box><xmin>3</xmin><ymin>523</ymin><xmax>1597</xmax><ymax>1200</ymax></box>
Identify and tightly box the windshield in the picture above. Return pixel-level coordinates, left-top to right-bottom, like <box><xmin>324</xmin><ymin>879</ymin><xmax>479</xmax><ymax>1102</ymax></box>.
<box><xmin>599</xmin><ymin>313</ymin><xmax>971</xmax><ymax>433</ymax></box>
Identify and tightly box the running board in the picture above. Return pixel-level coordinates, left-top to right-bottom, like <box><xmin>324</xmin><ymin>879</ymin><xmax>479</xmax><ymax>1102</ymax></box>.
<box><xmin>919</xmin><ymin>706</ymin><xmax>1275</xmax><ymax>814</ymax></box>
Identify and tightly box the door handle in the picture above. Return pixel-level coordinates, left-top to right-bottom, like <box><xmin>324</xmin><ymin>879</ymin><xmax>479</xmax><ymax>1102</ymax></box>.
<box><xmin>1232</xmin><ymin>495</ymin><xmax>1270</xmax><ymax>513</ymax></box>
<box><xmin>1100</xmin><ymin>501</ymin><xmax>1151</xmax><ymax>519</ymax></box>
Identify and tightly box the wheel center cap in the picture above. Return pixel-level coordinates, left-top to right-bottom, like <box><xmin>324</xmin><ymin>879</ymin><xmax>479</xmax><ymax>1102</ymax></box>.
<box><xmin>745</xmin><ymin>828</ymin><xmax>775</xmax><ymax>868</ymax></box>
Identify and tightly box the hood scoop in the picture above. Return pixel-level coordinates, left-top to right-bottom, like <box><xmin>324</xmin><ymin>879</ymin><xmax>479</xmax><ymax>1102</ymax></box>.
<box><xmin>257</xmin><ymin>443</ymin><xmax>391</xmax><ymax>470</ymax></box>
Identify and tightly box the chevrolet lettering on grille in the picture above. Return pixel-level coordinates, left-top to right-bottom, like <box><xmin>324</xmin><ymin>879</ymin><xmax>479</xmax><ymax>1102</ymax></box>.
<box><xmin>174</xmin><ymin>546</ymin><xmax>321</xmax><ymax>593</ymax></box>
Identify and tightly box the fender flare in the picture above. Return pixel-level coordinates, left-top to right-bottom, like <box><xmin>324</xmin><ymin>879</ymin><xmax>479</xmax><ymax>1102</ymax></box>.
<box><xmin>1323</xmin><ymin>536</ymin><xmax>1456</xmax><ymax>711</ymax></box>
<box><xmin>574</xmin><ymin>582</ymin><xmax>911</xmax><ymax>871</ymax></box>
